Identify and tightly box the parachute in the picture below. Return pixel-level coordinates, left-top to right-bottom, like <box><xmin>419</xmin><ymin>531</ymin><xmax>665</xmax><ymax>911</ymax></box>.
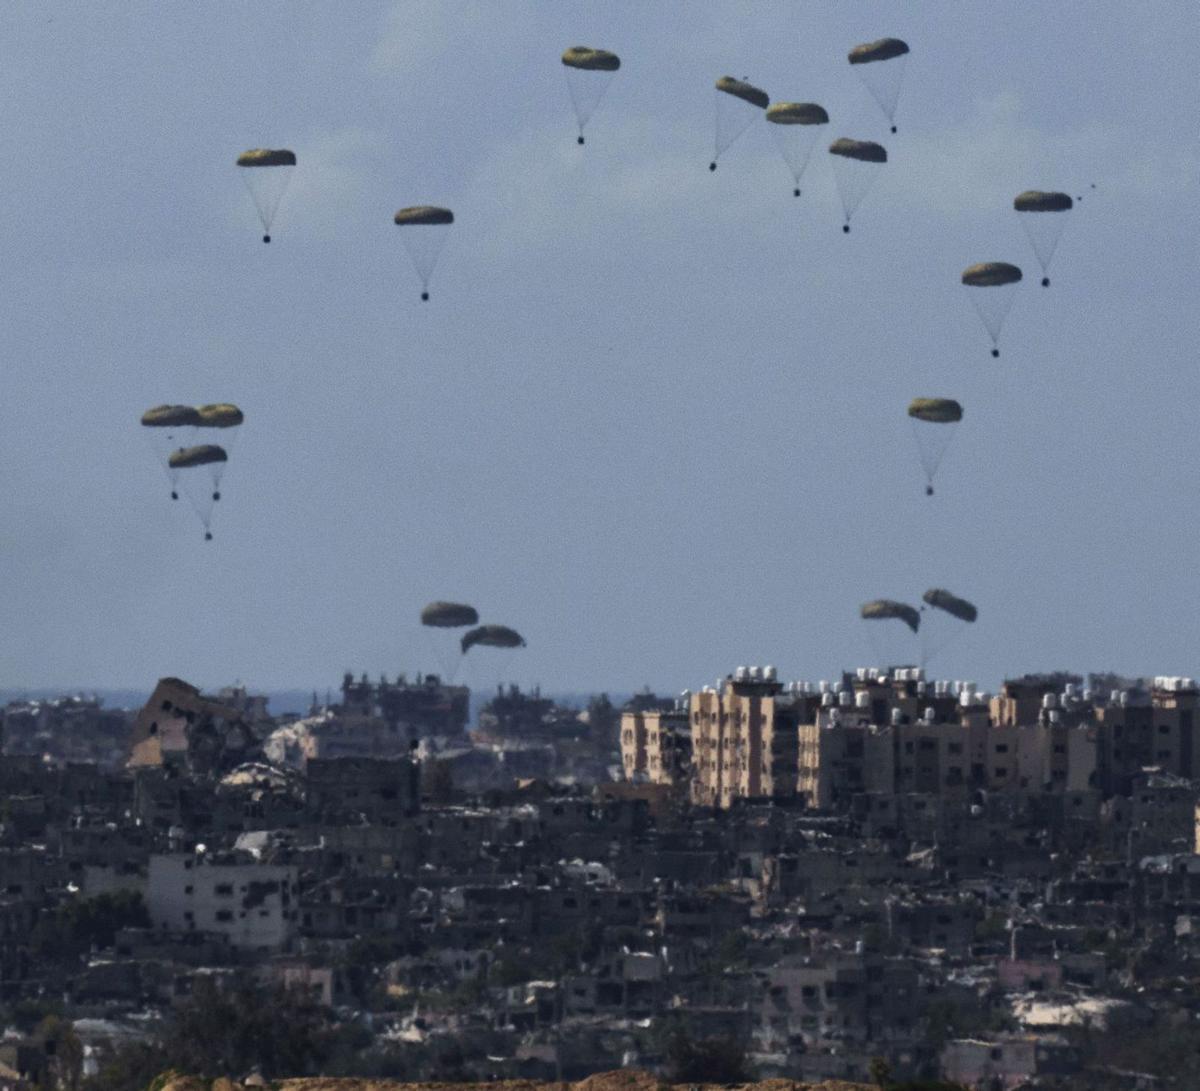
<box><xmin>421</xmin><ymin>602</ymin><xmax>480</xmax><ymax>628</ymax></box>
<box><xmin>860</xmin><ymin>599</ymin><xmax>920</xmax><ymax>669</ymax></box>
<box><xmin>168</xmin><ymin>445</ymin><xmax>228</xmax><ymax>541</ymax></box>
<box><xmin>922</xmin><ymin>588</ymin><xmax>978</xmax><ymax>623</ymax></box>
<box><xmin>461</xmin><ymin>624</ymin><xmax>526</xmax><ymax>654</ymax></box>
<box><xmin>860</xmin><ymin>599</ymin><xmax>920</xmax><ymax>633</ymax></box>
<box><xmin>196</xmin><ymin>403</ymin><xmax>244</xmax><ymax>428</ymax></box>
<box><xmin>921</xmin><ymin>588</ymin><xmax>978</xmax><ymax>664</ymax></box>
<box><xmin>422</xmin><ymin>600</ymin><xmax>480</xmax><ymax>679</ymax></box>
<box><xmin>236</xmin><ymin>148</ymin><xmax>296</xmax><ymax>243</ymax></box>
<box><xmin>766</xmin><ymin>102</ymin><xmax>829</xmax><ymax>197</ymax></box>
<box><xmin>193</xmin><ymin>404</ymin><xmax>243</xmax><ymax>500</ymax></box>
<box><xmin>561</xmin><ymin>47</ymin><xmax>620</xmax><ymax>145</ymax></box>
<box><xmin>711</xmin><ymin>76</ymin><xmax>769</xmax><ymax>171</ymax></box>
<box><xmin>962</xmin><ymin>262</ymin><xmax>1022</xmax><ymax>357</ymax></box>
<box><xmin>141</xmin><ymin>405</ymin><xmax>201</xmax><ymax>428</ymax></box>
<box><xmin>828</xmin><ymin>138</ymin><xmax>886</xmax><ymax>232</ymax></box>
<box><xmin>169</xmin><ymin>445</ymin><xmax>227</xmax><ymax>469</ymax></box>
<box><xmin>847</xmin><ymin>38</ymin><xmax>909</xmax><ymax>133</ymax></box>
<box><xmin>394</xmin><ymin>206</ymin><xmax>454</xmax><ymax>301</ymax></box>
<box><xmin>141</xmin><ymin>405</ymin><xmax>201</xmax><ymax>500</ymax></box>
<box><xmin>907</xmin><ymin>398</ymin><xmax>963</xmax><ymax>496</ymax></box>
<box><xmin>1014</xmin><ymin>191</ymin><xmax>1073</xmax><ymax>286</ymax></box>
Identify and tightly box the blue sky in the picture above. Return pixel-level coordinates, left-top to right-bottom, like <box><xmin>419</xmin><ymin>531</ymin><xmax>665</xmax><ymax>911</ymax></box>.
<box><xmin>0</xmin><ymin>2</ymin><xmax>1196</xmax><ymax>695</ymax></box>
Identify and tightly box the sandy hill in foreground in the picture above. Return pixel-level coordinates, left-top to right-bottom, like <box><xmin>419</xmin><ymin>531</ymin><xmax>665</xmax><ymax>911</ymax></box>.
<box><xmin>160</xmin><ymin>1071</ymin><xmax>874</xmax><ymax>1091</ymax></box>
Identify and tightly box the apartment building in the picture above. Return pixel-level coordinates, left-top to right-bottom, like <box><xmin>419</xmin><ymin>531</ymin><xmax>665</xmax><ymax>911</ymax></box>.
<box><xmin>643</xmin><ymin>666</ymin><xmax>1193</xmax><ymax>811</ymax></box>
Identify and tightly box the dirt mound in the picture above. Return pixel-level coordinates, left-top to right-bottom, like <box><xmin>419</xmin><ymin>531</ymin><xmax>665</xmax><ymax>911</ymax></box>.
<box><xmin>159</xmin><ymin>1072</ymin><xmax>871</xmax><ymax>1091</ymax></box>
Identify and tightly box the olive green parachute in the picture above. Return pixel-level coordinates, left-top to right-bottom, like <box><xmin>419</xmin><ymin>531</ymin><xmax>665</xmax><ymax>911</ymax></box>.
<box><xmin>908</xmin><ymin>399</ymin><xmax>963</xmax><ymax>494</ymax></box>
<box><xmin>922</xmin><ymin>588</ymin><xmax>977</xmax><ymax>624</ymax></box>
<box><xmin>1014</xmin><ymin>193</ymin><xmax>1073</xmax><ymax>286</ymax></box>
<box><xmin>142</xmin><ymin>405</ymin><xmax>201</xmax><ymax>428</ymax></box>
<box><xmin>562</xmin><ymin>47</ymin><xmax>620</xmax><ymax>72</ymax></box>
<box><xmin>196</xmin><ymin>404</ymin><xmax>244</xmax><ymax>428</ymax></box>
<box><xmin>1014</xmin><ymin>190</ymin><xmax>1073</xmax><ymax>213</ymax></box>
<box><xmin>421</xmin><ymin>602</ymin><xmax>480</xmax><ymax>628</ymax></box>
<box><xmin>394</xmin><ymin>207</ymin><xmax>455</xmax><ymax>299</ymax></box>
<box><xmin>860</xmin><ymin>600</ymin><xmax>920</xmax><ymax>634</ymax></box>
<box><xmin>715</xmin><ymin>76</ymin><xmax>769</xmax><ymax>110</ymax></box>
<box><xmin>393</xmin><ymin>206</ymin><xmax>455</xmax><ymax>226</ymax></box>
<box><xmin>907</xmin><ymin>398</ymin><xmax>963</xmax><ymax>424</ymax></box>
<box><xmin>236</xmin><ymin>148</ymin><xmax>296</xmax><ymax>168</ymax></box>
<box><xmin>962</xmin><ymin>263</ymin><xmax>1023</xmax><ymax>355</ymax></box>
<box><xmin>848</xmin><ymin>38</ymin><xmax>910</xmax><ymax>64</ymax></box>
<box><xmin>562</xmin><ymin>46</ymin><xmax>621</xmax><ymax>144</ymax></box>
<box><xmin>828</xmin><ymin>139</ymin><xmax>887</xmax><ymax>229</ymax></box>
<box><xmin>767</xmin><ymin>103</ymin><xmax>828</xmax><ymax>196</ymax></box>
<box><xmin>829</xmin><ymin>137</ymin><xmax>887</xmax><ymax>163</ymax></box>
<box><xmin>766</xmin><ymin>102</ymin><xmax>829</xmax><ymax>125</ymax></box>
<box><xmin>847</xmin><ymin>39</ymin><xmax>909</xmax><ymax>132</ymax></box>
<box><xmin>169</xmin><ymin>445</ymin><xmax>227</xmax><ymax>469</ymax></box>
<box><xmin>711</xmin><ymin>77</ymin><xmax>768</xmax><ymax>170</ymax></box>
<box><xmin>461</xmin><ymin>624</ymin><xmax>526</xmax><ymax>654</ymax></box>
<box><xmin>237</xmin><ymin>148</ymin><xmax>295</xmax><ymax>241</ymax></box>
<box><xmin>962</xmin><ymin>262</ymin><xmax>1022</xmax><ymax>287</ymax></box>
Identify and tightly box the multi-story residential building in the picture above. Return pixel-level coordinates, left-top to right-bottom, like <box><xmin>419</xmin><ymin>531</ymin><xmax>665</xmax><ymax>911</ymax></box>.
<box><xmin>687</xmin><ymin>667</ymin><xmax>824</xmax><ymax>808</ymax></box>
<box><xmin>619</xmin><ymin>702</ymin><xmax>690</xmax><ymax>785</ymax></box>
<box><xmin>647</xmin><ymin>667</ymin><xmax>1200</xmax><ymax>811</ymax></box>
<box><xmin>146</xmin><ymin>853</ymin><xmax>298</xmax><ymax>951</ymax></box>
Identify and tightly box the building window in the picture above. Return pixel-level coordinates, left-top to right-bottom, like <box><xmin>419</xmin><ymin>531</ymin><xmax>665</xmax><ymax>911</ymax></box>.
<box><xmin>216</xmin><ymin>910</ymin><xmax>233</xmax><ymax>923</ymax></box>
<box><xmin>994</xmin><ymin>768</ymin><xmax>1008</xmax><ymax>778</ymax></box>
<box><xmin>995</xmin><ymin>744</ymin><xmax>1009</xmax><ymax>754</ymax></box>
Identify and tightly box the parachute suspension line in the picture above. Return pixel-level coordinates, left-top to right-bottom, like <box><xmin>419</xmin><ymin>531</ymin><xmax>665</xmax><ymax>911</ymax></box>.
<box><xmin>240</xmin><ymin>168</ymin><xmax>294</xmax><ymax>238</ymax></box>
<box><xmin>564</xmin><ymin>69</ymin><xmax>586</xmax><ymax>144</ymax></box>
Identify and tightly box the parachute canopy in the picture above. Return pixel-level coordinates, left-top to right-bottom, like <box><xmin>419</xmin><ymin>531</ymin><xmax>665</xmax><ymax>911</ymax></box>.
<box><xmin>715</xmin><ymin>76</ymin><xmax>769</xmax><ymax>110</ymax></box>
<box><xmin>860</xmin><ymin>600</ymin><xmax>920</xmax><ymax>634</ymax></box>
<box><xmin>848</xmin><ymin>38</ymin><xmax>910</xmax><ymax>64</ymax></box>
<box><xmin>169</xmin><ymin>445</ymin><xmax>227</xmax><ymax>469</ymax></box>
<box><xmin>829</xmin><ymin>137</ymin><xmax>887</xmax><ymax>163</ymax></box>
<box><xmin>562</xmin><ymin>46</ymin><xmax>620</xmax><ymax>72</ymax></box>
<box><xmin>236</xmin><ymin>148</ymin><xmax>296</xmax><ymax>168</ymax></box>
<box><xmin>461</xmin><ymin>624</ymin><xmax>526</xmax><ymax>654</ymax></box>
<box><xmin>923</xmin><ymin>588</ymin><xmax>978</xmax><ymax>624</ymax></box>
<box><xmin>907</xmin><ymin>398</ymin><xmax>963</xmax><ymax>424</ymax></box>
<box><xmin>766</xmin><ymin>102</ymin><xmax>829</xmax><ymax>126</ymax></box>
<box><xmin>142</xmin><ymin>405</ymin><xmax>201</xmax><ymax>428</ymax></box>
<box><xmin>196</xmin><ymin>404</ymin><xmax>244</xmax><ymax>428</ymax></box>
<box><xmin>962</xmin><ymin>262</ymin><xmax>1022</xmax><ymax>287</ymax></box>
<box><xmin>421</xmin><ymin>602</ymin><xmax>480</xmax><ymax>628</ymax></box>
<box><xmin>394</xmin><ymin>206</ymin><xmax>454</xmax><ymax>226</ymax></box>
<box><xmin>1014</xmin><ymin>190</ymin><xmax>1073</xmax><ymax>213</ymax></box>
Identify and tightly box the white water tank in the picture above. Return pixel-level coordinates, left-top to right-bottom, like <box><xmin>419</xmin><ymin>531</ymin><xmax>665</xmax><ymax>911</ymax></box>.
<box><xmin>856</xmin><ymin>690</ymin><xmax>871</xmax><ymax>709</ymax></box>
<box><xmin>765</xmin><ymin>665</ymin><xmax>777</xmax><ymax>681</ymax></box>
